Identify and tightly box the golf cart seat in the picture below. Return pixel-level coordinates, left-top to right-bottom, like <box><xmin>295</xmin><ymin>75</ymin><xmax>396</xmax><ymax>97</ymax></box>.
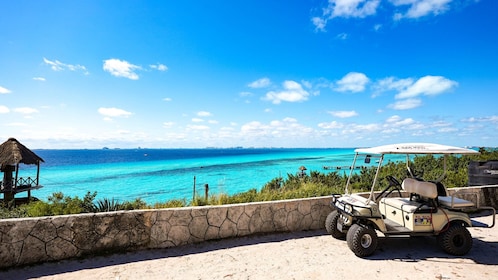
<box><xmin>379</xmin><ymin>178</ymin><xmax>438</xmax><ymax>214</ymax></box>
<box><xmin>438</xmin><ymin>196</ymin><xmax>475</xmax><ymax>208</ymax></box>
<box><xmin>402</xmin><ymin>178</ymin><xmax>475</xmax><ymax>208</ymax></box>
<box><xmin>402</xmin><ymin>178</ymin><xmax>438</xmax><ymax>199</ymax></box>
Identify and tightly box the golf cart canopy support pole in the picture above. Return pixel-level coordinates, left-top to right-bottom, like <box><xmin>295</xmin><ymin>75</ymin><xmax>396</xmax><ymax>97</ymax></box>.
<box><xmin>436</xmin><ymin>155</ymin><xmax>448</xmax><ymax>182</ymax></box>
<box><xmin>345</xmin><ymin>153</ymin><xmax>359</xmax><ymax>195</ymax></box>
<box><xmin>367</xmin><ymin>154</ymin><xmax>385</xmax><ymax>203</ymax></box>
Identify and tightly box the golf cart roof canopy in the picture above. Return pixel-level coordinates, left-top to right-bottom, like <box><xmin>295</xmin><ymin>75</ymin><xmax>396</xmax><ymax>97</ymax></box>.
<box><xmin>355</xmin><ymin>143</ymin><xmax>479</xmax><ymax>155</ymax></box>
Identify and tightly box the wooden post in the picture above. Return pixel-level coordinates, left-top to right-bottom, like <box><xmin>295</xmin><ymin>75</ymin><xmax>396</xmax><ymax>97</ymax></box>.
<box><xmin>14</xmin><ymin>164</ymin><xmax>19</xmax><ymax>190</ymax></box>
<box><xmin>36</xmin><ymin>161</ymin><xmax>40</xmax><ymax>186</ymax></box>
<box><xmin>3</xmin><ymin>165</ymin><xmax>15</xmax><ymax>202</ymax></box>
<box><xmin>204</xmin><ymin>184</ymin><xmax>209</xmax><ymax>200</ymax></box>
<box><xmin>193</xmin><ymin>176</ymin><xmax>196</xmax><ymax>201</ymax></box>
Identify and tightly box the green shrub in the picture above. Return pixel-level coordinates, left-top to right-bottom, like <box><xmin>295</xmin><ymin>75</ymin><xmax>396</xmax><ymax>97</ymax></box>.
<box><xmin>26</xmin><ymin>192</ymin><xmax>85</xmax><ymax>216</ymax></box>
<box><xmin>121</xmin><ymin>198</ymin><xmax>149</xmax><ymax>210</ymax></box>
<box><xmin>93</xmin><ymin>198</ymin><xmax>122</xmax><ymax>212</ymax></box>
<box><xmin>153</xmin><ymin>199</ymin><xmax>187</xmax><ymax>209</ymax></box>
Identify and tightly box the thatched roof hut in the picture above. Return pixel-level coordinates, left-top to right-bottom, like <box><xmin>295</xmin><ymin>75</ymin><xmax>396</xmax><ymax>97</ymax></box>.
<box><xmin>0</xmin><ymin>138</ymin><xmax>44</xmax><ymax>202</ymax></box>
<box><xmin>0</xmin><ymin>137</ymin><xmax>44</xmax><ymax>168</ymax></box>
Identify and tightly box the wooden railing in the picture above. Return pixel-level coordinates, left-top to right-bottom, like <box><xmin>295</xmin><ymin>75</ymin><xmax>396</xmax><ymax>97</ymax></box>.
<box><xmin>16</xmin><ymin>177</ymin><xmax>37</xmax><ymax>188</ymax></box>
<box><xmin>1</xmin><ymin>177</ymin><xmax>38</xmax><ymax>191</ymax></box>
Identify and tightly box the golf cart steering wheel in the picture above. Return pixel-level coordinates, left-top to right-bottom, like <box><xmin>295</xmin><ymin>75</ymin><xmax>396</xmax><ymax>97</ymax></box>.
<box><xmin>376</xmin><ymin>175</ymin><xmax>403</xmax><ymax>200</ymax></box>
<box><xmin>386</xmin><ymin>175</ymin><xmax>401</xmax><ymax>188</ymax></box>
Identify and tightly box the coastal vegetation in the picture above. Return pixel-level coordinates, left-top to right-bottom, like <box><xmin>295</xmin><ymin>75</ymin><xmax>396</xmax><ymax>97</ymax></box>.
<box><xmin>1</xmin><ymin>148</ymin><xmax>496</xmax><ymax>219</ymax></box>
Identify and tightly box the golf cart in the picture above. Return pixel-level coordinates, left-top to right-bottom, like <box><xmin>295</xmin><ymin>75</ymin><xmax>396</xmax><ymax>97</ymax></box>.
<box><xmin>325</xmin><ymin>143</ymin><xmax>496</xmax><ymax>257</ymax></box>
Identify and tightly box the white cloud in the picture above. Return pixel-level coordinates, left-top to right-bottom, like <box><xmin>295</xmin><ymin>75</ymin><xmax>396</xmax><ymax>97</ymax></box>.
<box><xmin>0</xmin><ymin>105</ymin><xmax>9</xmax><ymax>113</ymax></box>
<box><xmin>43</xmin><ymin>58</ymin><xmax>88</xmax><ymax>74</ymax></box>
<box><xmin>391</xmin><ymin>0</ymin><xmax>452</xmax><ymax>19</ymax></box>
<box><xmin>197</xmin><ymin>111</ymin><xmax>212</xmax><ymax>117</ymax></box>
<box><xmin>395</xmin><ymin>75</ymin><xmax>457</xmax><ymax>99</ymax></box>
<box><xmin>334</xmin><ymin>72</ymin><xmax>369</xmax><ymax>93</ymax></box>
<box><xmin>336</xmin><ymin>33</ymin><xmax>349</xmax><ymax>40</ymax></box>
<box><xmin>33</xmin><ymin>77</ymin><xmax>46</xmax><ymax>81</ymax></box>
<box><xmin>98</xmin><ymin>107</ymin><xmax>132</xmax><ymax>118</ymax></box>
<box><xmin>248</xmin><ymin>77</ymin><xmax>271</xmax><ymax>88</ymax></box>
<box><xmin>263</xmin><ymin>80</ymin><xmax>310</xmax><ymax>104</ymax></box>
<box><xmin>163</xmin><ymin>97</ymin><xmax>172</xmax><ymax>102</ymax></box>
<box><xmin>150</xmin><ymin>63</ymin><xmax>168</xmax><ymax>71</ymax></box>
<box><xmin>311</xmin><ymin>17</ymin><xmax>327</xmax><ymax>32</ymax></box>
<box><xmin>431</xmin><ymin>120</ymin><xmax>452</xmax><ymax>127</ymax></box>
<box><xmin>283</xmin><ymin>117</ymin><xmax>298</xmax><ymax>123</ymax></box>
<box><xmin>186</xmin><ymin>124</ymin><xmax>210</xmax><ymax>131</ymax></box>
<box><xmin>385</xmin><ymin>115</ymin><xmax>415</xmax><ymax>126</ymax></box>
<box><xmin>326</xmin><ymin>0</ymin><xmax>381</xmax><ymax>18</ymax></box>
<box><xmin>6</xmin><ymin>122</ymin><xmax>27</xmax><ymax>127</ymax></box>
<box><xmin>318</xmin><ymin>121</ymin><xmax>344</xmax><ymax>129</ymax></box>
<box><xmin>389</xmin><ymin>98</ymin><xmax>422</xmax><ymax>110</ymax></box>
<box><xmin>240</xmin><ymin>118</ymin><xmax>313</xmax><ymax>139</ymax></box>
<box><xmin>239</xmin><ymin>91</ymin><xmax>253</xmax><ymax>97</ymax></box>
<box><xmin>312</xmin><ymin>0</ymin><xmax>380</xmax><ymax>31</ymax></box>
<box><xmin>163</xmin><ymin>122</ymin><xmax>174</xmax><ymax>128</ymax></box>
<box><xmin>462</xmin><ymin>116</ymin><xmax>498</xmax><ymax>123</ymax></box>
<box><xmin>240</xmin><ymin>121</ymin><xmax>266</xmax><ymax>135</ymax></box>
<box><xmin>329</xmin><ymin>110</ymin><xmax>358</xmax><ymax>118</ymax></box>
<box><xmin>313</xmin><ymin>0</ymin><xmax>468</xmax><ymax>30</ymax></box>
<box><xmin>0</xmin><ymin>86</ymin><xmax>12</xmax><ymax>94</ymax></box>
<box><xmin>192</xmin><ymin>118</ymin><xmax>204</xmax><ymax>123</ymax></box>
<box><xmin>14</xmin><ymin>107</ymin><xmax>39</xmax><ymax>114</ymax></box>
<box><xmin>438</xmin><ymin>127</ymin><xmax>458</xmax><ymax>133</ymax></box>
<box><xmin>372</xmin><ymin>76</ymin><xmax>414</xmax><ymax>97</ymax></box>
<box><xmin>103</xmin><ymin>59</ymin><xmax>141</xmax><ymax>80</ymax></box>
<box><xmin>343</xmin><ymin>123</ymin><xmax>381</xmax><ymax>134</ymax></box>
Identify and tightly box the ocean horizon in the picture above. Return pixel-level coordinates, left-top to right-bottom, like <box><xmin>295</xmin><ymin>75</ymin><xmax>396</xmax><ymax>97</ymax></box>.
<box><xmin>15</xmin><ymin>148</ymin><xmax>359</xmax><ymax>204</ymax></box>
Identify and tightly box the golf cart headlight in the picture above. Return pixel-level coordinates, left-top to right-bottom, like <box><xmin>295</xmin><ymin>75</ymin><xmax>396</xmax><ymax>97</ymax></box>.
<box><xmin>344</xmin><ymin>204</ymin><xmax>353</xmax><ymax>213</ymax></box>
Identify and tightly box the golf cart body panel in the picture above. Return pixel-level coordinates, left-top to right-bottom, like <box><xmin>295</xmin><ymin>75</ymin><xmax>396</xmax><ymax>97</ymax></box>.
<box><xmin>326</xmin><ymin>142</ymin><xmax>496</xmax><ymax>257</ymax></box>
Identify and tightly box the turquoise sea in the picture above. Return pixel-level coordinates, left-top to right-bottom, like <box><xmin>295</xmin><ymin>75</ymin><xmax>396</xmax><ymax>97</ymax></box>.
<box><xmin>19</xmin><ymin>148</ymin><xmax>358</xmax><ymax>204</ymax></box>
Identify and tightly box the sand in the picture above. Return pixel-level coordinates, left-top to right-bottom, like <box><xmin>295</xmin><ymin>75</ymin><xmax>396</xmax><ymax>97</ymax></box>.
<box><xmin>1</xmin><ymin>215</ymin><xmax>496</xmax><ymax>280</ymax></box>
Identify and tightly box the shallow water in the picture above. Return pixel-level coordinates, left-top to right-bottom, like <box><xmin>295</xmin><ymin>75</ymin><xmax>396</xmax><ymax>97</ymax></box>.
<box><xmin>18</xmin><ymin>148</ymin><xmax>358</xmax><ymax>204</ymax></box>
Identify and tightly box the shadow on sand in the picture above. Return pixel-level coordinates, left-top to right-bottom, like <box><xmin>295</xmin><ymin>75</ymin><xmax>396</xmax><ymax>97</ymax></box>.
<box><xmin>1</xmin><ymin>228</ymin><xmax>496</xmax><ymax>279</ymax></box>
<box><xmin>0</xmin><ymin>230</ymin><xmax>328</xmax><ymax>280</ymax></box>
<box><xmin>367</xmin><ymin>235</ymin><xmax>498</xmax><ymax>265</ymax></box>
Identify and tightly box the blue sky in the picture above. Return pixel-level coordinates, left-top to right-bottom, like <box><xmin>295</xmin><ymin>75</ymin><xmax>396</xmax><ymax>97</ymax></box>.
<box><xmin>1</xmin><ymin>0</ymin><xmax>497</xmax><ymax>149</ymax></box>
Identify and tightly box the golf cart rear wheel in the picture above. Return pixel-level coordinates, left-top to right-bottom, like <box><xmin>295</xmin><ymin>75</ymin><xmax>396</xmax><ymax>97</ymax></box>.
<box><xmin>437</xmin><ymin>224</ymin><xmax>473</xmax><ymax>255</ymax></box>
<box><xmin>325</xmin><ymin>210</ymin><xmax>346</xmax><ymax>239</ymax></box>
<box><xmin>346</xmin><ymin>224</ymin><xmax>378</xmax><ymax>257</ymax></box>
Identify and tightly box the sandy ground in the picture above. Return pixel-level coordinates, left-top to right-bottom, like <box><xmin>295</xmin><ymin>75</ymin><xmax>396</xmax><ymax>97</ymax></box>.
<box><xmin>1</xmin><ymin>215</ymin><xmax>497</xmax><ymax>280</ymax></box>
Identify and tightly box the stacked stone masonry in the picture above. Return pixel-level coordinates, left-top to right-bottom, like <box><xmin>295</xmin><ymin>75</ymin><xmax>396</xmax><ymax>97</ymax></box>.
<box><xmin>0</xmin><ymin>196</ymin><xmax>333</xmax><ymax>269</ymax></box>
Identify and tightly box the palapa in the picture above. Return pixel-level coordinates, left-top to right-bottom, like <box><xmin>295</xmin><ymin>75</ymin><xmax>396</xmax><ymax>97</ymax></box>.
<box><xmin>0</xmin><ymin>137</ymin><xmax>44</xmax><ymax>168</ymax></box>
<box><xmin>0</xmin><ymin>138</ymin><xmax>44</xmax><ymax>201</ymax></box>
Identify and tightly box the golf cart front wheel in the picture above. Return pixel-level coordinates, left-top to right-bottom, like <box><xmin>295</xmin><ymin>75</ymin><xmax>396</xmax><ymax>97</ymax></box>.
<box><xmin>325</xmin><ymin>210</ymin><xmax>346</xmax><ymax>239</ymax></box>
<box><xmin>346</xmin><ymin>224</ymin><xmax>378</xmax><ymax>257</ymax></box>
<box><xmin>437</xmin><ymin>224</ymin><xmax>473</xmax><ymax>255</ymax></box>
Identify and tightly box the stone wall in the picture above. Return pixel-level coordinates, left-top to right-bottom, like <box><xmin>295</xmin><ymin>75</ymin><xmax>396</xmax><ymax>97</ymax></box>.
<box><xmin>0</xmin><ymin>196</ymin><xmax>333</xmax><ymax>269</ymax></box>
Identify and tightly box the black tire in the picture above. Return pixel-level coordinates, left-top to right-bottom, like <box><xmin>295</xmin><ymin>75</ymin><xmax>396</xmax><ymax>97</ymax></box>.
<box><xmin>437</xmin><ymin>224</ymin><xmax>473</xmax><ymax>255</ymax></box>
<box><xmin>325</xmin><ymin>210</ymin><xmax>346</xmax><ymax>239</ymax></box>
<box><xmin>346</xmin><ymin>224</ymin><xmax>378</xmax><ymax>257</ymax></box>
